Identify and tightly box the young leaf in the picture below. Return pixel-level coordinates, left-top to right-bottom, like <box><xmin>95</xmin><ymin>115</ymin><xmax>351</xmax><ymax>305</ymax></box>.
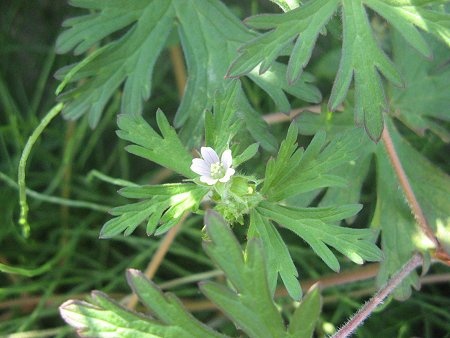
<box><xmin>204</xmin><ymin>81</ymin><xmax>242</xmax><ymax>154</ymax></box>
<box><xmin>262</xmin><ymin>123</ymin><xmax>366</xmax><ymax>201</ymax></box>
<box><xmin>200</xmin><ymin>211</ymin><xmax>287</xmax><ymax>338</ymax></box>
<box><xmin>233</xmin><ymin>143</ymin><xmax>260</xmax><ymax>167</ymax></box>
<box><xmin>116</xmin><ymin>110</ymin><xmax>193</xmax><ymax>179</ymax></box>
<box><xmin>100</xmin><ymin>183</ymin><xmax>207</xmax><ymax>238</ymax></box>
<box><xmin>257</xmin><ymin>201</ymin><xmax>382</xmax><ymax>272</ymax></box>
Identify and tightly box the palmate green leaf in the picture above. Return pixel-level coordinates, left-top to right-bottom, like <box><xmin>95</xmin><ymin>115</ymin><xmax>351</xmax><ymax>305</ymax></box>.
<box><xmin>295</xmin><ymin>109</ymin><xmax>450</xmax><ymax>299</ymax></box>
<box><xmin>388</xmin><ymin>31</ymin><xmax>450</xmax><ymax>142</ymax></box>
<box><xmin>367</xmin><ymin>0</ymin><xmax>450</xmax><ymax>48</ymax></box>
<box><xmin>329</xmin><ymin>0</ymin><xmax>403</xmax><ymax>141</ymax></box>
<box><xmin>59</xmin><ymin>274</ymin><xmax>222</xmax><ymax>338</ymax></box>
<box><xmin>172</xmin><ymin>0</ymin><xmax>320</xmax><ymax>142</ymax></box>
<box><xmin>262</xmin><ymin>123</ymin><xmax>365</xmax><ymax>201</ymax></box>
<box><xmin>116</xmin><ymin>110</ymin><xmax>193</xmax><ymax>178</ymax></box>
<box><xmin>55</xmin><ymin>0</ymin><xmax>175</xmax><ymax>127</ymax></box>
<box><xmin>60</xmin><ymin>291</ymin><xmax>173</xmax><ymax>337</ymax></box>
<box><xmin>228</xmin><ymin>0</ymin><xmax>449</xmax><ymax>141</ymax></box>
<box><xmin>200</xmin><ymin>211</ymin><xmax>299</xmax><ymax>338</ymax></box>
<box><xmin>295</xmin><ymin>111</ymin><xmax>376</xmax><ymax>211</ymax></box>
<box><xmin>257</xmin><ymin>201</ymin><xmax>382</xmax><ymax>272</ymax></box>
<box><xmin>104</xmin><ymin>96</ymin><xmax>217</xmax><ymax>239</ymax></box>
<box><xmin>246</xmin><ymin>63</ymin><xmax>321</xmax><ymax>114</ymax></box>
<box><xmin>126</xmin><ymin>270</ymin><xmax>224</xmax><ymax>338</ymax></box>
<box><xmin>227</xmin><ymin>0</ymin><xmax>339</xmax><ymax>84</ymax></box>
<box><xmin>55</xmin><ymin>0</ymin><xmax>320</xmax><ymax>143</ymax></box>
<box><xmin>202</xmin><ymin>211</ymin><xmax>321</xmax><ymax>337</ymax></box>
<box><xmin>100</xmin><ymin>183</ymin><xmax>207</xmax><ymax>238</ymax></box>
<box><xmin>62</xmin><ymin>212</ymin><xmax>322</xmax><ymax>337</ymax></box>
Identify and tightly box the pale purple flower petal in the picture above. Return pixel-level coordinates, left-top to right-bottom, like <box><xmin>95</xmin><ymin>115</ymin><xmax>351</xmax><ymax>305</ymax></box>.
<box><xmin>221</xmin><ymin>149</ymin><xmax>232</xmax><ymax>168</ymax></box>
<box><xmin>190</xmin><ymin>159</ymin><xmax>210</xmax><ymax>176</ymax></box>
<box><xmin>219</xmin><ymin>168</ymin><xmax>235</xmax><ymax>183</ymax></box>
<box><xmin>201</xmin><ymin>147</ymin><xmax>219</xmax><ymax>166</ymax></box>
<box><xmin>200</xmin><ymin>176</ymin><xmax>218</xmax><ymax>185</ymax></box>
<box><xmin>191</xmin><ymin>147</ymin><xmax>235</xmax><ymax>185</ymax></box>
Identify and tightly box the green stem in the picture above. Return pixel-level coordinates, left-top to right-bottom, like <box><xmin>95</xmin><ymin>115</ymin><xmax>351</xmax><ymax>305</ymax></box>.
<box><xmin>17</xmin><ymin>103</ymin><xmax>64</xmax><ymax>237</ymax></box>
<box><xmin>1</xmin><ymin>172</ymin><xmax>112</xmax><ymax>212</ymax></box>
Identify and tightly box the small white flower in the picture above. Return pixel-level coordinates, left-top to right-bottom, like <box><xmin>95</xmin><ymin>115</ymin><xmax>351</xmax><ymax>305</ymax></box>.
<box><xmin>190</xmin><ymin>147</ymin><xmax>235</xmax><ymax>185</ymax></box>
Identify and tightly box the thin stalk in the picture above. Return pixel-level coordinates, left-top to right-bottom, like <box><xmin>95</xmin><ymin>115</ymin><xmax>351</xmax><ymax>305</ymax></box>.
<box><xmin>276</xmin><ymin>263</ymin><xmax>379</xmax><ymax>297</ymax></box>
<box><xmin>159</xmin><ymin>270</ymin><xmax>223</xmax><ymax>290</ymax></box>
<box><xmin>86</xmin><ymin>169</ymin><xmax>138</xmax><ymax>187</ymax></box>
<box><xmin>4</xmin><ymin>267</ymin><xmax>448</xmax><ymax>314</ymax></box>
<box><xmin>263</xmin><ymin>104</ymin><xmax>322</xmax><ymax>124</ymax></box>
<box><xmin>126</xmin><ymin>212</ymin><xmax>190</xmax><ymax>310</ymax></box>
<box><xmin>332</xmin><ymin>253</ymin><xmax>423</xmax><ymax>338</ymax></box>
<box><xmin>6</xmin><ymin>327</ymin><xmax>69</xmax><ymax>338</ymax></box>
<box><xmin>60</xmin><ymin>121</ymin><xmax>77</xmax><ymax>237</ymax></box>
<box><xmin>17</xmin><ymin>103</ymin><xmax>64</xmax><ymax>237</ymax></box>
<box><xmin>169</xmin><ymin>45</ymin><xmax>187</xmax><ymax>98</ymax></box>
<box><xmin>1</xmin><ymin>171</ymin><xmax>112</xmax><ymax>212</ymax></box>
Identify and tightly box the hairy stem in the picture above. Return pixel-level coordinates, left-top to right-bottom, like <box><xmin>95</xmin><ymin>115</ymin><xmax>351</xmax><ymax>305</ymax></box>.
<box><xmin>333</xmin><ymin>253</ymin><xmax>423</xmax><ymax>338</ymax></box>
<box><xmin>381</xmin><ymin>123</ymin><xmax>438</xmax><ymax>248</ymax></box>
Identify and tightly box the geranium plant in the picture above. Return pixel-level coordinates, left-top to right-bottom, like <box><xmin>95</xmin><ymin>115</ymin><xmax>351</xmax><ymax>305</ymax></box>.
<box><xmin>1</xmin><ymin>0</ymin><xmax>449</xmax><ymax>337</ymax></box>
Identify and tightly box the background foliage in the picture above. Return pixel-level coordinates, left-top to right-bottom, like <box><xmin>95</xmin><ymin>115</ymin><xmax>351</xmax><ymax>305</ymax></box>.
<box><xmin>0</xmin><ymin>0</ymin><xmax>449</xmax><ymax>337</ymax></box>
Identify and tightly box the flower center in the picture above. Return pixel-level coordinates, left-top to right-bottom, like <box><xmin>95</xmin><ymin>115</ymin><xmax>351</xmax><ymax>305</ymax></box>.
<box><xmin>210</xmin><ymin>162</ymin><xmax>225</xmax><ymax>179</ymax></box>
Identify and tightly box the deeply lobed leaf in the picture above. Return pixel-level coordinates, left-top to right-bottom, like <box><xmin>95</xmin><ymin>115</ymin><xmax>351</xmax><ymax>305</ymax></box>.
<box><xmin>257</xmin><ymin>201</ymin><xmax>382</xmax><ymax>272</ymax></box>
<box><xmin>56</xmin><ymin>0</ymin><xmax>320</xmax><ymax>143</ymax></box>
<box><xmin>100</xmin><ymin>183</ymin><xmax>207</xmax><ymax>238</ymax></box>
<box><xmin>116</xmin><ymin>110</ymin><xmax>193</xmax><ymax>178</ymax></box>
<box><xmin>229</xmin><ymin>0</ymin><xmax>450</xmax><ymax>141</ymax></box>
<box><xmin>62</xmin><ymin>211</ymin><xmax>323</xmax><ymax>337</ymax></box>
<box><xmin>262</xmin><ymin>124</ymin><xmax>366</xmax><ymax>201</ymax></box>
